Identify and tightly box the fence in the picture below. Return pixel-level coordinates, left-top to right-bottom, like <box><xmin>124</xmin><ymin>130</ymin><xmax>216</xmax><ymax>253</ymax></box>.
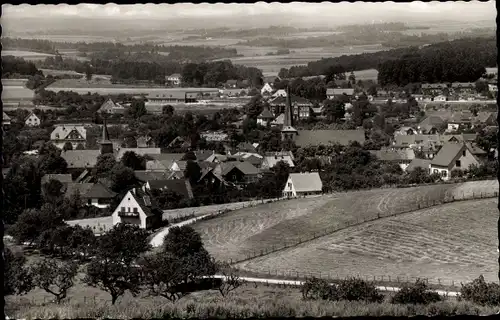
<box><xmin>226</xmin><ymin>189</ymin><xmax>498</xmax><ymax>281</ymax></box>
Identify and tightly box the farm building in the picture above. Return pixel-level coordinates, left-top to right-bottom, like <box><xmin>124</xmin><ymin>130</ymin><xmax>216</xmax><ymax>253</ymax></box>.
<box><xmin>429</xmin><ymin>142</ymin><xmax>480</xmax><ymax>181</ymax></box>
<box><xmin>282</xmin><ymin>172</ymin><xmax>323</xmax><ymax>198</ymax></box>
<box><xmin>214</xmin><ymin>161</ymin><xmax>260</xmax><ymax>185</ymax></box>
<box><xmin>24</xmin><ymin>112</ymin><xmax>41</xmax><ymax>127</ymax></box>
<box><xmin>257</xmin><ymin>107</ymin><xmax>275</xmax><ymax>126</ymax></box>
<box><xmin>369</xmin><ymin>148</ymin><xmax>415</xmax><ymax>171</ymax></box>
<box><xmin>112</xmin><ymin>188</ymin><xmax>161</xmax><ymax>230</ymax></box>
<box><xmin>82</xmin><ymin>182</ymin><xmax>117</xmax><ymax>209</ymax></box>
<box><xmin>261</xmin><ymin>154</ymin><xmax>295</xmax><ymax>169</ymax></box>
<box><xmin>146</xmin><ymin>91</ymin><xmax>198</xmax><ymax>104</ymax></box>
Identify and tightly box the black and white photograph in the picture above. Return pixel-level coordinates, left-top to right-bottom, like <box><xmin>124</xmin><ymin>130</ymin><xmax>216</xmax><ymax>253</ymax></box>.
<box><xmin>2</xmin><ymin>1</ymin><xmax>499</xmax><ymax>318</ymax></box>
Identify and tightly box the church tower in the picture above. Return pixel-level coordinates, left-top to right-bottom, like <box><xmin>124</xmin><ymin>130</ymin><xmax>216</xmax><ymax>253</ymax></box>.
<box><xmin>99</xmin><ymin>117</ymin><xmax>114</xmax><ymax>155</ymax></box>
<box><xmin>281</xmin><ymin>86</ymin><xmax>298</xmax><ymax>141</ymax></box>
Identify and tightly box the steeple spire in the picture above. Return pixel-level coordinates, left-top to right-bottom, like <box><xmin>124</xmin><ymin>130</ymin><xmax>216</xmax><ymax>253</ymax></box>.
<box><xmin>99</xmin><ymin>116</ymin><xmax>113</xmax><ymax>155</ymax></box>
<box><xmin>101</xmin><ymin>117</ymin><xmax>110</xmax><ymax>142</ymax></box>
<box><xmin>284</xmin><ymin>86</ymin><xmax>294</xmax><ymax>127</ymax></box>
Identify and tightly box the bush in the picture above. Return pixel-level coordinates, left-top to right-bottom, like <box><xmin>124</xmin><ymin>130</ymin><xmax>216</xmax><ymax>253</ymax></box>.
<box><xmin>391</xmin><ymin>279</ymin><xmax>442</xmax><ymax>305</ymax></box>
<box><xmin>301</xmin><ymin>277</ymin><xmax>384</xmax><ymax>303</ymax></box>
<box><xmin>459</xmin><ymin>275</ymin><xmax>500</xmax><ymax>306</ymax></box>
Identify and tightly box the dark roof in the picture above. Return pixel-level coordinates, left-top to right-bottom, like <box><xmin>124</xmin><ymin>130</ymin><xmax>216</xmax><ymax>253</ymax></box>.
<box><xmin>62</xmin><ymin>150</ymin><xmax>101</xmax><ymax>169</ymax></box>
<box><xmin>147</xmin><ymin>91</ymin><xmax>198</xmax><ymax>100</ymax></box>
<box><xmin>134</xmin><ymin>170</ymin><xmax>172</xmax><ymax>182</ymax></box>
<box><xmin>295</xmin><ymin>129</ymin><xmax>365</xmax><ymax>147</ymax></box>
<box><xmin>147</xmin><ymin>179</ymin><xmax>194</xmax><ymax>199</ymax></box>
<box><xmin>263</xmin><ymin>75</ymin><xmax>280</xmax><ymax>83</ymax></box>
<box><xmin>194</xmin><ymin>150</ymin><xmax>214</xmax><ymax>161</ymax></box>
<box><xmin>421</xmin><ymin>83</ymin><xmax>448</xmax><ymax>89</ymax></box>
<box><xmin>258</xmin><ymin>108</ymin><xmax>275</xmax><ymax>119</ymax></box>
<box><xmin>147</xmin><ymin>153</ymin><xmax>184</xmax><ymax>166</ymax></box>
<box><xmin>406</xmin><ymin>158</ymin><xmax>432</xmax><ymax>172</ymax></box>
<box><xmin>237</xmin><ymin>142</ymin><xmax>257</xmax><ymax>153</ymax></box>
<box><xmin>431</xmin><ymin>143</ymin><xmax>465</xmax><ymax>167</ymax></box>
<box><xmin>419</xmin><ymin>116</ymin><xmax>445</xmax><ymax>127</ymax></box>
<box><xmin>270</xmin><ymin>95</ymin><xmax>313</xmax><ymax>106</ymax></box>
<box><xmin>83</xmin><ymin>183</ymin><xmax>117</xmax><ymax>199</ymax></box>
<box><xmin>466</xmin><ymin>143</ymin><xmax>487</xmax><ymax>155</ymax></box>
<box><xmin>129</xmin><ymin>189</ymin><xmax>156</xmax><ymax>217</ymax></box>
<box><xmin>64</xmin><ymin>183</ymin><xmax>94</xmax><ymax>198</ymax></box>
<box><xmin>221</xmin><ymin>161</ymin><xmax>260</xmax><ymax>176</ymax></box>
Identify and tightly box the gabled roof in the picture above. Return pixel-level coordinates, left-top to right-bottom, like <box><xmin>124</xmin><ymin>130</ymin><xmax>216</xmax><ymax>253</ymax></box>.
<box><xmin>221</xmin><ymin>161</ymin><xmax>260</xmax><ymax>176</ymax></box>
<box><xmin>431</xmin><ymin>143</ymin><xmax>466</xmax><ymax>167</ymax></box>
<box><xmin>421</xmin><ymin>83</ymin><xmax>448</xmax><ymax>89</ymax></box>
<box><xmin>406</xmin><ymin>158</ymin><xmax>432</xmax><ymax>172</ymax></box>
<box><xmin>294</xmin><ymin>129</ymin><xmax>365</xmax><ymax>147</ymax></box>
<box><xmin>51</xmin><ymin>125</ymin><xmax>87</xmax><ymax>140</ymax></box>
<box><xmin>116</xmin><ymin>148</ymin><xmax>161</xmax><ymax>161</ymax></box>
<box><xmin>258</xmin><ymin>108</ymin><xmax>275</xmax><ymax>119</ymax></box>
<box><xmin>237</xmin><ymin>142</ymin><xmax>257</xmax><ymax>153</ymax></box>
<box><xmin>419</xmin><ymin>116</ymin><xmax>445</xmax><ymax>127</ymax></box>
<box><xmin>134</xmin><ymin>170</ymin><xmax>172</xmax><ymax>182</ymax></box>
<box><xmin>128</xmin><ymin>189</ymin><xmax>157</xmax><ymax>217</ymax></box>
<box><xmin>25</xmin><ymin>112</ymin><xmax>40</xmax><ymax>121</ymax></box>
<box><xmin>172</xmin><ymin>160</ymin><xmax>188</xmax><ymax>171</ymax></box>
<box><xmin>64</xmin><ymin>182</ymin><xmax>94</xmax><ymax>198</ymax></box>
<box><xmin>263</xmin><ymin>75</ymin><xmax>280</xmax><ymax>84</ymax></box>
<box><xmin>3</xmin><ymin>112</ymin><xmax>11</xmax><ymax>121</ymax></box>
<box><xmin>99</xmin><ymin>98</ymin><xmax>125</xmax><ymax>113</ymax></box>
<box><xmin>263</xmin><ymin>155</ymin><xmax>295</xmax><ymax>168</ymax></box>
<box><xmin>288</xmin><ymin>172</ymin><xmax>323</xmax><ymax>192</ymax></box>
<box><xmin>168</xmin><ymin>73</ymin><xmax>182</xmax><ymax>78</ymax></box>
<box><xmin>270</xmin><ymin>95</ymin><xmax>312</xmax><ymax>106</ymax></box>
<box><xmin>62</xmin><ymin>150</ymin><xmax>101</xmax><ymax>169</ymax></box>
<box><xmin>146</xmin><ymin>179</ymin><xmax>193</xmax><ymax>199</ymax></box>
<box><xmin>146</xmin><ymin>153</ymin><xmax>184</xmax><ymax>170</ymax></box>
<box><xmin>474</xmin><ymin>111</ymin><xmax>497</xmax><ymax>123</ymax></box>
<box><xmin>83</xmin><ymin>183</ymin><xmax>117</xmax><ymax>199</ymax></box>
<box><xmin>41</xmin><ymin>174</ymin><xmax>73</xmax><ymax>185</ymax></box>
<box><xmin>370</xmin><ymin>149</ymin><xmax>415</xmax><ymax>161</ymax></box>
<box><xmin>449</xmin><ymin>111</ymin><xmax>473</xmax><ymax>124</ymax></box>
<box><xmin>271</xmin><ymin>113</ymin><xmax>285</xmax><ymax>125</ymax></box>
<box><xmin>465</xmin><ymin>143</ymin><xmax>487</xmax><ymax>155</ymax></box>
<box><xmin>195</xmin><ymin>150</ymin><xmax>215</xmax><ymax>161</ymax></box>
<box><xmin>226</xmin><ymin>79</ymin><xmax>238</xmax><ymax>85</ymax></box>
<box><xmin>326</xmin><ymin>88</ymin><xmax>355</xmax><ymax>96</ymax></box>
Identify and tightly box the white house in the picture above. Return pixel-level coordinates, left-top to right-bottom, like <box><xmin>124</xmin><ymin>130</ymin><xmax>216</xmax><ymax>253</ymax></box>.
<box><xmin>272</xmin><ymin>89</ymin><xmax>287</xmax><ymax>98</ymax></box>
<box><xmin>257</xmin><ymin>108</ymin><xmax>275</xmax><ymax>126</ymax></box>
<box><xmin>25</xmin><ymin>112</ymin><xmax>41</xmax><ymax>127</ymax></box>
<box><xmin>283</xmin><ymin>172</ymin><xmax>323</xmax><ymax>198</ymax></box>
<box><xmin>166</xmin><ymin>73</ymin><xmax>182</xmax><ymax>86</ymax></box>
<box><xmin>82</xmin><ymin>183</ymin><xmax>116</xmax><ymax>209</ymax></box>
<box><xmin>50</xmin><ymin>125</ymin><xmax>87</xmax><ymax>149</ymax></box>
<box><xmin>433</xmin><ymin>95</ymin><xmax>447</xmax><ymax>102</ymax></box>
<box><xmin>261</xmin><ymin>83</ymin><xmax>273</xmax><ymax>95</ymax></box>
<box><xmin>262</xmin><ymin>154</ymin><xmax>295</xmax><ymax>169</ymax></box>
<box><xmin>488</xmin><ymin>84</ymin><xmax>498</xmax><ymax>93</ymax></box>
<box><xmin>429</xmin><ymin>142</ymin><xmax>480</xmax><ymax>181</ymax></box>
<box><xmin>111</xmin><ymin>189</ymin><xmax>160</xmax><ymax>229</ymax></box>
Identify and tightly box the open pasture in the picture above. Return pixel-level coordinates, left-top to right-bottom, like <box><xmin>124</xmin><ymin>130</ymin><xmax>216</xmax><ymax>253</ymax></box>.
<box><xmin>236</xmin><ymin>198</ymin><xmax>497</xmax><ymax>286</ymax></box>
<box><xmin>2</xmin><ymin>85</ymin><xmax>35</xmax><ymax>101</ymax></box>
<box><xmin>194</xmin><ymin>180</ymin><xmax>497</xmax><ymax>263</ymax></box>
<box><xmin>2</xmin><ymin>50</ymin><xmax>55</xmax><ymax>60</ymax></box>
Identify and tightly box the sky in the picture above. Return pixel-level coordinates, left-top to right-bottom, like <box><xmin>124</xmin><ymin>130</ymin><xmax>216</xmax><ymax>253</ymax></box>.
<box><xmin>2</xmin><ymin>2</ymin><xmax>496</xmax><ymax>21</ymax></box>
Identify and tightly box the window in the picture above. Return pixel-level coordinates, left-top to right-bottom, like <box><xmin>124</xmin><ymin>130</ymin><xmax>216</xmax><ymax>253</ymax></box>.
<box><xmin>462</xmin><ymin>150</ymin><xmax>466</xmax><ymax>157</ymax></box>
<box><xmin>456</xmin><ymin>160</ymin><xmax>461</xmax><ymax>167</ymax></box>
<box><xmin>133</xmin><ymin>208</ymin><xmax>138</xmax><ymax>213</ymax></box>
<box><xmin>442</xmin><ymin>170</ymin><xmax>447</xmax><ymax>177</ymax></box>
<box><xmin>433</xmin><ymin>169</ymin><xmax>439</xmax><ymax>174</ymax></box>
<box><xmin>288</xmin><ymin>182</ymin><xmax>292</xmax><ymax>189</ymax></box>
<box><xmin>121</xmin><ymin>207</ymin><xmax>125</xmax><ymax>212</ymax></box>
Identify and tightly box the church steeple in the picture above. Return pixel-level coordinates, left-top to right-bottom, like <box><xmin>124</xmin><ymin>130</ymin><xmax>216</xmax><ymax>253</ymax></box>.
<box><xmin>99</xmin><ymin>117</ymin><xmax>114</xmax><ymax>155</ymax></box>
<box><xmin>281</xmin><ymin>86</ymin><xmax>298</xmax><ymax>142</ymax></box>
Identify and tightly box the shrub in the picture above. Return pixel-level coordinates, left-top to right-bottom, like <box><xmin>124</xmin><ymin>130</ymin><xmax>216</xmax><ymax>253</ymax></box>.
<box><xmin>459</xmin><ymin>275</ymin><xmax>500</xmax><ymax>306</ymax></box>
<box><xmin>335</xmin><ymin>277</ymin><xmax>384</xmax><ymax>303</ymax></box>
<box><xmin>301</xmin><ymin>277</ymin><xmax>333</xmax><ymax>300</ymax></box>
<box><xmin>391</xmin><ymin>279</ymin><xmax>442</xmax><ymax>305</ymax></box>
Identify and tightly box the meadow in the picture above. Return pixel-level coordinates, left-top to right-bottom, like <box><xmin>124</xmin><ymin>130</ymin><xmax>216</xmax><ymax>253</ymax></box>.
<box><xmin>193</xmin><ymin>180</ymin><xmax>498</xmax><ymax>264</ymax></box>
<box><xmin>236</xmin><ymin>198</ymin><xmax>498</xmax><ymax>286</ymax></box>
<box><xmin>6</xmin><ymin>280</ymin><xmax>497</xmax><ymax>319</ymax></box>
<box><xmin>2</xmin><ymin>85</ymin><xmax>35</xmax><ymax>101</ymax></box>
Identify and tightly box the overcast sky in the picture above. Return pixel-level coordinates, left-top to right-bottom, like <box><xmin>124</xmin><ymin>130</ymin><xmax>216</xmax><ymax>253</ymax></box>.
<box><xmin>2</xmin><ymin>2</ymin><xmax>495</xmax><ymax>21</ymax></box>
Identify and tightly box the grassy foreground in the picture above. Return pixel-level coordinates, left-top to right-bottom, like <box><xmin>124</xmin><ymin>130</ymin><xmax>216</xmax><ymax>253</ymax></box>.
<box><xmin>5</xmin><ymin>282</ymin><xmax>498</xmax><ymax>319</ymax></box>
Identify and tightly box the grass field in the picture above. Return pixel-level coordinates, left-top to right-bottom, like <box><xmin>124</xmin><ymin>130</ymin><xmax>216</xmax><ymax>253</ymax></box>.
<box><xmin>2</xmin><ymin>85</ymin><xmax>35</xmax><ymax>101</ymax></box>
<box><xmin>236</xmin><ymin>198</ymin><xmax>498</xmax><ymax>286</ymax></box>
<box><xmin>6</xmin><ymin>279</ymin><xmax>497</xmax><ymax>319</ymax></box>
<box><xmin>3</xmin><ymin>49</ymin><xmax>55</xmax><ymax>59</ymax></box>
<box><xmin>193</xmin><ymin>180</ymin><xmax>497</xmax><ymax>263</ymax></box>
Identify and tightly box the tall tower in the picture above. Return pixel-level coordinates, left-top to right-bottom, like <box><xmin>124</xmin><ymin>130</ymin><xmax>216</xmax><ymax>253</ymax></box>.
<box><xmin>281</xmin><ymin>86</ymin><xmax>298</xmax><ymax>142</ymax></box>
<box><xmin>99</xmin><ymin>117</ymin><xmax>114</xmax><ymax>155</ymax></box>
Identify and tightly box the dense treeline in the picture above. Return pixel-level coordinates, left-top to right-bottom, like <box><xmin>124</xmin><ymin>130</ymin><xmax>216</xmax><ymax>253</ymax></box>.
<box><xmin>181</xmin><ymin>60</ymin><xmax>263</xmax><ymax>87</ymax></box>
<box><xmin>280</xmin><ymin>37</ymin><xmax>496</xmax><ymax>83</ymax></box>
<box><xmin>3</xmin><ymin>37</ymin><xmax>58</xmax><ymax>54</ymax></box>
<box><xmin>2</xmin><ymin>56</ymin><xmax>43</xmax><ymax>77</ymax></box>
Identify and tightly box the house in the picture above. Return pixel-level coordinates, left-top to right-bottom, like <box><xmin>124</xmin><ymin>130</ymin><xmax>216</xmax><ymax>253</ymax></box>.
<box><xmin>3</xmin><ymin>112</ymin><xmax>11</xmax><ymax>127</ymax></box>
<box><xmin>465</xmin><ymin>143</ymin><xmax>487</xmax><ymax>162</ymax></box>
<box><xmin>269</xmin><ymin>95</ymin><xmax>314</xmax><ymax>119</ymax></box>
<box><xmin>421</xmin><ymin>83</ymin><xmax>448</xmax><ymax>95</ymax></box>
<box><xmin>473</xmin><ymin>112</ymin><xmax>497</xmax><ymax>126</ymax></box>
<box><xmin>406</xmin><ymin>158</ymin><xmax>432</xmax><ymax>173</ymax></box>
<box><xmin>232</xmin><ymin>152</ymin><xmax>264</xmax><ymax>168</ymax></box>
<box><xmin>64</xmin><ymin>183</ymin><xmax>94</xmax><ymax>200</ymax></box>
<box><xmin>450</xmin><ymin>82</ymin><xmax>475</xmax><ymax>94</ymax></box>
<box><xmin>370</xmin><ymin>148</ymin><xmax>415</xmax><ymax>171</ymax></box>
<box><xmin>50</xmin><ymin>125</ymin><xmax>87</xmax><ymax>149</ymax></box>
<box><xmin>272</xmin><ymin>89</ymin><xmax>287</xmax><ymax>98</ymax></box>
<box><xmin>433</xmin><ymin>95</ymin><xmax>447</xmax><ymax>102</ymax></box>
<box><xmin>225</xmin><ymin>79</ymin><xmax>238</xmax><ymax>88</ymax></box>
<box><xmin>236</xmin><ymin>142</ymin><xmax>258</xmax><ymax>153</ymax></box>
<box><xmin>261</xmin><ymin>83</ymin><xmax>274</xmax><ymax>95</ymax></box>
<box><xmin>257</xmin><ymin>107</ymin><xmax>275</xmax><ymax>126</ymax></box>
<box><xmin>136</xmin><ymin>135</ymin><xmax>156</xmax><ymax>148</ymax></box>
<box><xmin>326</xmin><ymin>88</ymin><xmax>355</xmax><ymax>100</ymax></box>
<box><xmin>200</xmin><ymin>131</ymin><xmax>229</xmax><ymax>142</ymax></box>
<box><xmin>81</xmin><ymin>182</ymin><xmax>117</xmax><ymax>209</ymax></box>
<box><xmin>271</xmin><ymin>113</ymin><xmax>285</xmax><ymax>127</ymax></box>
<box><xmin>488</xmin><ymin>84</ymin><xmax>498</xmax><ymax>93</ymax></box>
<box><xmin>112</xmin><ymin>188</ymin><xmax>161</xmax><ymax>230</ymax></box>
<box><xmin>171</xmin><ymin>160</ymin><xmax>189</xmax><ymax>172</ymax></box>
<box><xmin>282</xmin><ymin>172</ymin><xmax>323</xmax><ymax>198</ymax></box>
<box><xmin>215</xmin><ymin>161</ymin><xmax>260</xmax><ymax>185</ymax></box>
<box><xmin>447</xmin><ymin>112</ymin><xmax>473</xmax><ymax>132</ymax></box>
<box><xmin>395</xmin><ymin>126</ymin><xmax>416</xmax><ymax>136</ymax></box>
<box><xmin>135</xmin><ymin>170</ymin><xmax>172</xmax><ymax>183</ymax></box>
<box><xmin>194</xmin><ymin>150</ymin><xmax>215</xmax><ymax>162</ymax></box>
<box><xmin>146</xmin><ymin>153</ymin><xmax>184</xmax><ymax>171</ymax></box>
<box><xmin>417</xmin><ymin>116</ymin><xmax>444</xmax><ymax>134</ymax></box>
<box><xmin>429</xmin><ymin>143</ymin><xmax>480</xmax><ymax>181</ymax></box>
<box><xmin>98</xmin><ymin>98</ymin><xmax>126</xmax><ymax>115</ymax></box>
<box><xmin>115</xmin><ymin>148</ymin><xmax>161</xmax><ymax>161</ymax></box>
<box><xmin>143</xmin><ymin>179</ymin><xmax>194</xmax><ymax>200</ymax></box>
<box><xmin>167</xmin><ymin>136</ymin><xmax>192</xmax><ymax>149</ymax></box>
<box><xmin>261</xmin><ymin>154</ymin><xmax>295</xmax><ymax>169</ymax></box>
<box><xmin>24</xmin><ymin>112</ymin><xmax>41</xmax><ymax>127</ymax></box>
<box><xmin>166</xmin><ymin>73</ymin><xmax>182</xmax><ymax>86</ymax></box>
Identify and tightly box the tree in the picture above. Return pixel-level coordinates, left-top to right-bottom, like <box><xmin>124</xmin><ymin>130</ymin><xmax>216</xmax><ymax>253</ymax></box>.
<box><xmin>127</xmin><ymin>99</ymin><xmax>147</xmax><ymax>119</ymax></box>
<box><xmin>38</xmin><ymin>152</ymin><xmax>68</xmax><ymax>175</ymax></box>
<box><xmin>109</xmin><ymin>164</ymin><xmax>137</xmax><ymax>193</ymax></box>
<box><xmin>164</xmin><ymin>225</ymin><xmax>205</xmax><ymax>257</ymax></box>
<box><xmin>120</xmin><ymin>151</ymin><xmax>146</xmax><ymax>170</ymax></box>
<box><xmin>63</xmin><ymin>142</ymin><xmax>73</xmax><ymax>151</ymax></box>
<box><xmin>181</xmin><ymin>151</ymin><xmax>197</xmax><ymax>161</ymax></box>
<box><xmin>75</xmin><ymin>143</ymin><xmax>85</xmax><ymax>150</ymax></box>
<box><xmin>97</xmin><ymin>223</ymin><xmax>150</xmax><ymax>266</ymax></box>
<box><xmin>67</xmin><ymin>225</ymin><xmax>97</xmax><ymax>261</ymax></box>
<box><xmin>162</xmin><ymin>105</ymin><xmax>175</xmax><ymax>116</ymax></box>
<box><xmin>323</xmin><ymin>99</ymin><xmax>345</xmax><ymax>123</ymax></box>
<box><xmin>84</xmin><ymin>63</ymin><xmax>93</xmax><ymax>81</ymax></box>
<box><xmin>10</xmin><ymin>206</ymin><xmax>65</xmax><ymax>246</ymax></box>
<box><xmin>216</xmin><ymin>261</ymin><xmax>243</xmax><ymax>298</ymax></box>
<box><xmin>94</xmin><ymin>154</ymin><xmax>117</xmax><ymax>178</ymax></box>
<box><xmin>30</xmin><ymin>258</ymin><xmax>78</xmax><ymax>304</ymax></box>
<box><xmin>42</xmin><ymin>179</ymin><xmax>64</xmax><ymax>205</ymax></box>
<box><xmin>4</xmin><ymin>248</ymin><xmax>33</xmax><ymax>296</ymax></box>
<box><xmin>348</xmin><ymin>71</ymin><xmax>356</xmax><ymax>84</ymax></box>
<box><xmin>184</xmin><ymin>161</ymin><xmax>201</xmax><ymax>185</ymax></box>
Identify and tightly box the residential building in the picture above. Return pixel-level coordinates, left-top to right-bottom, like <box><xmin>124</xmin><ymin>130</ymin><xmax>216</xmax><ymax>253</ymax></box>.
<box><xmin>421</xmin><ymin>83</ymin><xmax>448</xmax><ymax>96</ymax></box>
<box><xmin>406</xmin><ymin>158</ymin><xmax>432</xmax><ymax>173</ymax></box>
<box><xmin>417</xmin><ymin>116</ymin><xmax>444</xmax><ymax>134</ymax></box>
<box><xmin>167</xmin><ymin>136</ymin><xmax>192</xmax><ymax>149</ymax></box>
<box><xmin>82</xmin><ymin>182</ymin><xmax>117</xmax><ymax>209</ymax></box>
<box><xmin>282</xmin><ymin>172</ymin><xmax>323</xmax><ymax>198</ymax></box>
<box><xmin>205</xmin><ymin>153</ymin><xmax>228</xmax><ymax>163</ymax></box>
<box><xmin>225</xmin><ymin>79</ymin><xmax>238</xmax><ymax>88</ymax></box>
<box><xmin>370</xmin><ymin>148</ymin><xmax>415</xmax><ymax>171</ymax></box>
<box><xmin>215</xmin><ymin>161</ymin><xmax>260</xmax><ymax>185</ymax></box>
<box><xmin>429</xmin><ymin>143</ymin><xmax>480</xmax><ymax>181</ymax></box>
<box><xmin>394</xmin><ymin>126</ymin><xmax>416</xmax><ymax>136</ymax></box>
<box><xmin>232</xmin><ymin>152</ymin><xmax>264</xmax><ymax>168</ymax></box>
<box><xmin>257</xmin><ymin>107</ymin><xmax>275</xmax><ymax>126</ymax></box>
<box><xmin>98</xmin><ymin>98</ymin><xmax>126</xmax><ymax>115</ymax></box>
<box><xmin>135</xmin><ymin>171</ymin><xmax>172</xmax><ymax>183</ymax></box>
<box><xmin>166</xmin><ymin>73</ymin><xmax>182</xmax><ymax>86</ymax></box>
<box><xmin>272</xmin><ymin>89</ymin><xmax>287</xmax><ymax>98</ymax></box>
<box><xmin>450</xmin><ymin>82</ymin><xmax>475</xmax><ymax>94</ymax></box>
<box><xmin>326</xmin><ymin>88</ymin><xmax>355</xmax><ymax>100</ymax></box>
<box><xmin>136</xmin><ymin>135</ymin><xmax>156</xmax><ymax>148</ymax></box>
<box><xmin>261</xmin><ymin>83</ymin><xmax>274</xmax><ymax>95</ymax></box>
<box><xmin>146</xmin><ymin>153</ymin><xmax>184</xmax><ymax>171</ymax></box>
<box><xmin>115</xmin><ymin>148</ymin><xmax>161</xmax><ymax>161</ymax></box>
<box><xmin>473</xmin><ymin>112</ymin><xmax>497</xmax><ymax>126</ymax></box>
<box><xmin>143</xmin><ymin>179</ymin><xmax>194</xmax><ymax>200</ymax></box>
<box><xmin>271</xmin><ymin>113</ymin><xmax>285</xmax><ymax>127</ymax></box>
<box><xmin>112</xmin><ymin>188</ymin><xmax>161</xmax><ymax>230</ymax></box>
<box><xmin>50</xmin><ymin>125</ymin><xmax>87</xmax><ymax>149</ymax></box>
<box><xmin>447</xmin><ymin>111</ymin><xmax>473</xmax><ymax>132</ymax></box>
<box><xmin>270</xmin><ymin>95</ymin><xmax>314</xmax><ymax>119</ymax></box>
<box><xmin>200</xmin><ymin>131</ymin><xmax>229</xmax><ymax>142</ymax></box>
<box><xmin>146</xmin><ymin>91</ymin><xmax>198</xmax><ymax>104</ymax></box>
<box><xmin>261</xmin><ymin>153</ymin><xmax>295</xmax><ymax>169</ymax></box>
<box><xmin>263</xmin><ymin>75</ymin><xmax>280</xmax><ymax>86</ymax></box>
<box><xmin>170</xmin><ymin>160</ymin><xmax>189</xmax><ymax>172</ymax></box>
<box><xmin>433</xmin><ymin>95</ymin><xmax>447</xmax><ymax>102</ymax></box>
<box><xmin>24</xmin><ymin>112</ymin><xmax>41</xmax><ymax>127</ymax></box>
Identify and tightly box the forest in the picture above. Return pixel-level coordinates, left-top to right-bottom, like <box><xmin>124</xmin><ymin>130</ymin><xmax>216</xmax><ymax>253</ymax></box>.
<box><xmin>2</xmin><ymin>56</ymin><xmax>43</xmax><ymax>77</ymax></box>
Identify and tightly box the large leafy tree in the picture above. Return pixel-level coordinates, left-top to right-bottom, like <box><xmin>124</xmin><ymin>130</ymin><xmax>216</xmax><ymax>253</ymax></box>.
<box><xmin>120</xmin><ymin>151</ymin><xmax>146</xmax><ymax>170</ymax></box>
<box><xmin>30</xmin><ymin>258</ymin><xmax>78</xmax><ymax>304</ymax></box>
<box><xmin>94</xmin><ymin>154</ymin><xmax>117</xmax><ymax>178</ymax></box>
<box><xmin>109</xmin><ymin>163</ymin><xmax>137</xmax><ymax>193</ymax></box>
<box><xmin>4</xmin><ymin>248</ymin><xmax>33</xmax><ymax>296</ymax></box>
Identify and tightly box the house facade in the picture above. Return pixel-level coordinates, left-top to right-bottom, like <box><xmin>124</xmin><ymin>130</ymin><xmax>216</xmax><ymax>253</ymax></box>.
<box><xmin>283</xmin><ymin>172</ymin><xmax>323</xmax><ymax>198</ymax></box>
<box><xmin>166</xmin><ymin>73</ymin><xmax>182</xmax><ymax>86</ymax></box>
<box><xmin>25</xmin><ymin>112</ymin><xmax>41</xmax><ymax>127</ymax></box>
<box><xmin>326</xmin><ymin>88</ymin><xmax>355</xmax><ymax>100</ymax></box>
<box><xmin>50</xmin><ymin>125</ymin><xmax>87</xmax><ymax>149</ymax></box>
<box><xmin>429</xmin><ymin>143</ymin><xmax>480</xmax><ymax>181</ymax></box>
<box><xmin>111</xmin><ymin>189</ymin><xmax>160</xmax><ymax>229</ymax></box>
<box><xmin>261</xmin><ymin>83</ymin><xmax>273</xmax><ymax>95</ymax></box>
